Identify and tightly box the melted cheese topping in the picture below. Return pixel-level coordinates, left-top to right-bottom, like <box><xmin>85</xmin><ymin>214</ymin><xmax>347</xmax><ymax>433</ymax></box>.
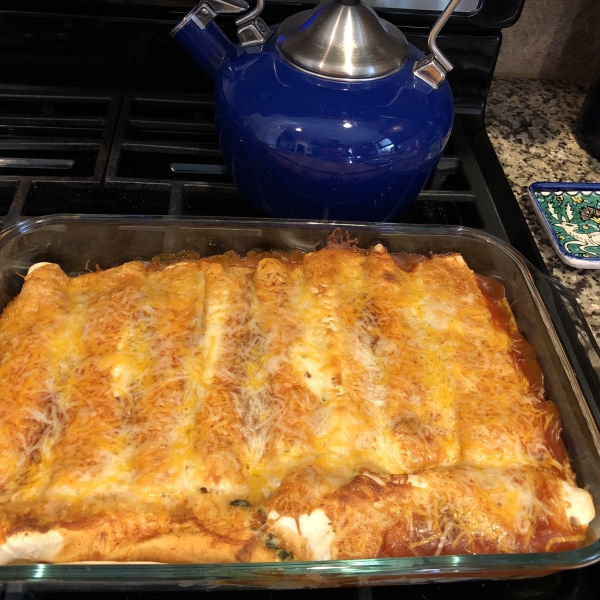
<box><xmin>0</xmin><ymin>243</ymin><xmax>593</xmax><ymax>564</ymax></box>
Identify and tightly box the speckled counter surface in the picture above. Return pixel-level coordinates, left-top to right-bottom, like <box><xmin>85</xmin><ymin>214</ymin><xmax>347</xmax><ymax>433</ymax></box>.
<box><xmin>485</xmin><ymin>78</ymin><xmax>600</xmax><ymax>346</ymax></box>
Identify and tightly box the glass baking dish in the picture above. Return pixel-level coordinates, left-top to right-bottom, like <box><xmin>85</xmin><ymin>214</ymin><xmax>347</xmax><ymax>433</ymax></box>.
<box><xmin>0</xmin><ymin>214</ymin><xmax>599</xmax><ymax>591</ymax></box>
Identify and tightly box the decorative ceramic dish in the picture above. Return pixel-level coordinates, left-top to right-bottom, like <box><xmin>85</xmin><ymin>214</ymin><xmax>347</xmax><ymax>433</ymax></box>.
<box><xmin>529</xmin><ymin>182</ymin><xmax>600</xmax><ymax>269</ymax></box>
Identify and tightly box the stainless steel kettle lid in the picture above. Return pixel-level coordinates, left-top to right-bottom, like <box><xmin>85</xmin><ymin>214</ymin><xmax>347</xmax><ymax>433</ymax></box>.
<box><xmin>276</xmin><ymin>0</ymin><xmax>409</xmax><ymax>80</ymax></box>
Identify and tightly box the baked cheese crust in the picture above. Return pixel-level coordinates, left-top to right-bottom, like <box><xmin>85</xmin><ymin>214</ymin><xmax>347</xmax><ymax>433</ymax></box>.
<box><xmin>0</xmin><ymin>236</ymin><xmax>593</xmax><ymax>564</ymax></box>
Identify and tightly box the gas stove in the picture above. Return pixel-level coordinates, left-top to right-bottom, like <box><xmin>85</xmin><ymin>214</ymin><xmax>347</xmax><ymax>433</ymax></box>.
<box><xmin>0</xmin><ymin>0</ymin><xmax>529</xmax><ymax>250</ymax></box>
<box><xmin>0</xmin><ymin>88</ymin><xmax>518</xmax><ymax>244</ymax></box>
<box><xmin>0</xmin><ymin>1</ymin><xmax>600</xmax><ymax>598</ymax></box>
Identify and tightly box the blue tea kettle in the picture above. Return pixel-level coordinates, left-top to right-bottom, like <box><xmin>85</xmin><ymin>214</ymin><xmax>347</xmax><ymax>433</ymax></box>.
<box><xmin>172</xmin><ymin>0</ymin><xmax>460</xmax><ymax>221</ymax></box>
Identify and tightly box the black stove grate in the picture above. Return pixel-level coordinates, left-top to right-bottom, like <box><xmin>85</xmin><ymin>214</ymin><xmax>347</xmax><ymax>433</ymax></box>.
<box><xmin>0</xmin><ymin>88</ymin><xmax>119</xmax><ymax>225</ymax></box>
<box><xmin>0</xmin><ymin>88</ymin><xmax>507</xmax><ymax>242</ymax></box>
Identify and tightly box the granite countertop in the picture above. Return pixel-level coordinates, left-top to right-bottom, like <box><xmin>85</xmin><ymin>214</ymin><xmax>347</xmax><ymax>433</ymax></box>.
<box><xmin>485</xmin><ymin>78</ymin><xmax>600</xmax><ymax>347</ymax></box>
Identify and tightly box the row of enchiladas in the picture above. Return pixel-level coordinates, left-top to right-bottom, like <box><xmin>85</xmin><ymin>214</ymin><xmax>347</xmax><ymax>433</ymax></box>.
<box><xmin>0</xmin><ymin>236</ymin><xmax>593</xmax><ymax>564</ymax></box>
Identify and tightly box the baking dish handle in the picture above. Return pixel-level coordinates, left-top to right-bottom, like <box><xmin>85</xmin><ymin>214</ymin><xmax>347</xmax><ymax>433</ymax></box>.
<box><xmin>529</xmin><ymin>265</ymin><xmax>600</xmax><ymax>421</ymax></box>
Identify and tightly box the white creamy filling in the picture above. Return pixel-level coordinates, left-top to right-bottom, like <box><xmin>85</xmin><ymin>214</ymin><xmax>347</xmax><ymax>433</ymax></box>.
<box><xmin>298</xmin><ymin>509</ymin><xmax>335</xmax><ymax>561</ymax></box>
<box><xmin>276</xmin><ymin>516</ymin><xmax>300</xmax><ymax>536</ymax></box>
<box><xmin>269</xmin><ymin>510</ymin><xmax>335</xmax><ymax>560</ymax></box>
<box><xmin>27</xmin><ymin>262</ymin><xmax>52</xmax><ymax>275</ymax></box>
<box><xmin>0</xmin><ymin>531</ymin><xmax>64</xmax><ymax>565</ymax></box>
<box><xmin>561</xmin><ymin>481</ymin><xmax>595</xmax><ymax>526</ymax></box>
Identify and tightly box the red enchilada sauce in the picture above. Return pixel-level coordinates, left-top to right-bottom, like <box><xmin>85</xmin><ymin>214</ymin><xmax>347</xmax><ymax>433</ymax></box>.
<box><xmin>475</xmin><ymin>274</ymin><xmax>544</xmax><ymax>398</ymax></box>
<box><xmin>474</xmin><ymin>274</ymin><xmax>569</xmax><ymax>469</ymax></box>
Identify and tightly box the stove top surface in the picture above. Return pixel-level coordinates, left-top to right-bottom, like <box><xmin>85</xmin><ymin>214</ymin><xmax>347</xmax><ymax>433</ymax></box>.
<box><xmin>0</xmin><ymin>87</ymin><xmax>543</xmax><ymax>269</ymax></box>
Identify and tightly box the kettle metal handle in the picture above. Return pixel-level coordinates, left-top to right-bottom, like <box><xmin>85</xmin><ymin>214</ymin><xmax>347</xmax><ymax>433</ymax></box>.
<box><xmin>235</xmin><ymin>0</ymin><xmax>272</xmax><ymax>47</ymax></box>
<box><xmin>179</xmin><ymin>0</ymin><xmax>272</xmax><ymax>47</ymax></box>
<box><xmin>413</xmin><ymin>0</ymin><xmax>462</xmax><ymax>89</ymax></box>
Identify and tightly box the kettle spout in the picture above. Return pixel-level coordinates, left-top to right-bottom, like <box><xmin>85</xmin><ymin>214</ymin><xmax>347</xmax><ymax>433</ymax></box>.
<box><xmin>171</xmin><ymin>1</ymin><xmax>248</xmax><ymax>81</ymax></box>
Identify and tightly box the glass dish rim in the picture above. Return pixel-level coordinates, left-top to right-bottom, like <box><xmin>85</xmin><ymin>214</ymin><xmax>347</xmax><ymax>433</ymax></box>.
<box><xmin>0</xmin><ymin>214</ymin><xmax>599</xmax><ymax>581</ymax></box>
